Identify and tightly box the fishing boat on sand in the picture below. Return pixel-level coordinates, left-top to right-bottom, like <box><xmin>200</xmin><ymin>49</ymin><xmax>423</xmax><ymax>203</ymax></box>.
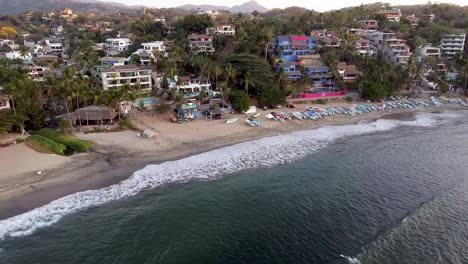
<box><xmin>225</xmin><ymin>117</ymin><xmax>238</xmax><ymax>124</ymax></box>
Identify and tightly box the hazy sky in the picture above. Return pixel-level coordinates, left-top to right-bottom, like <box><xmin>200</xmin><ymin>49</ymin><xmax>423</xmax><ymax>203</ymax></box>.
<box><xmin>103</xmin><ymin>0</ymin><xmax>467</xmax><ymax>12</ymax></box>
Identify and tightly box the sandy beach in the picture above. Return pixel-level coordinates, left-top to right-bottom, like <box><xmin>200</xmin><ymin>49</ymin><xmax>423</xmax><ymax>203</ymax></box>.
<box><xmin>0</xmin><ymin>101</ymin><xmax>465</xmax><ymax>220</ymax></box>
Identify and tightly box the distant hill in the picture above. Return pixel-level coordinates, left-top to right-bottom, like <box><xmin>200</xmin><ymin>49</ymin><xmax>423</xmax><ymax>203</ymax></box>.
<box><xmin>0</xmin><ymin>0</ymin><xmax>136</xmax><ymax>15</ymax></box>
<box><xmin>231</xmin><ymin>1</ymin><xmax>269</xmax><ymax>13</ymax></box>
<box><xmin>179</xmin><ymin>0</ymin><xmax>269</xmax><ymax>13</ymax></box>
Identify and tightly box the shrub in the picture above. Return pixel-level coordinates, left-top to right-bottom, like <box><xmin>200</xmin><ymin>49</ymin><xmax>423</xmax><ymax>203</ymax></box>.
<box><xmin>155</xmin><ymin>103</ymin><xmax>171</xmax><ymax>113</ymax></box>
<box><xmin>58</xmin><ymin>118</ymin><xmax>72</xmax><ymax>135</ymax></box>
<box><xmin>34</xmin><ymin>128</ymin><xmax>93</xmax><ymax>152</ymax></box>
<box><xmin>26</xmin><ymin>135</ymin><xmax>67</xmax><ymax>155</ymax></box>
<box><xmin>345</xmin><ymin>96</ymin><xmax>353</xmax><ymax>103</ymax></box>
<box><xmin>119</xmin><ymin>116</ymin><xmax>133</xmax><ymax>129</ymax></box>
<box><xmin>316</xmin><ymin>99</ymin><xmax>327</xmax><ymax>105</ymax></box>
<box><xmin>228</xmin><ymin>90</ymin><xmax>250</xmax><ymax>112</ymax></box>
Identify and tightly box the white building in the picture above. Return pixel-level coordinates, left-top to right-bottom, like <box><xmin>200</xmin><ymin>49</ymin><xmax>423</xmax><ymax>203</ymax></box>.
<box><xmin>0</xmin><ymin>39</ymin><xmax>16</xmax><ymax>50</ymax></box>
<box><xmin>381</xmin><ymin>38</ymin><xmax>412</xmax><ymax>66</ymax></box>
<box><xmin>0</xmin><ymin>95</ymin><xmax>10</xmax><ymax>110</ymax></box>
<box><xmin>46</xmin><ymin>42</ymin><xmax>64</xmax><ymax>54</ymax></box>
<box><xmin>104</xmin><ymin>38</ymin><xmax>133</xmax><ymax>55</ymax></box>
<box><xmin>363</xmin><ymin>30</ymin><xmax>396</xmax><ymax>48</ymax></box>
<box><xmin>198</xmin><ymin>10</ymin><xmax>219</xmax><ymax>20</ymax></box>
<box><xmin>155</xmin><ymin>17</ymin><xmax>166</xmax><ymax>25</ymax></box>
<box><xmin>51</xmin><ymin>25</ymin><xmax>63</xmax><ymax>35</ymax></box>
<box><xmin>188</xmin><ymin>34</ymin><xmax>215</xmax><ymax>54</ymax></box>
<box><xmin>418</xmin><ymin>45</ymin><xmax>441</xmax><ymax>60</ymax></box>
<box><xmin>101</xmin><ymin>65</ymin><xmax>152</xmax><ymax>90</ymax></box>
<box><xmin>215</xmin><ymin>24</ymin><xmax>235</xmax><ymax>35</ymax></box>
<box><xmin>5</xmin><ymin>51</ymin><xmax>32</xmax><ymax>63</ymax></box>
<box><xmin>169</xmin><ymin>76</ymin><xmax>212</xmax><ymax>94</ymax></box>
<box><xmin>354</xmin><ymin>38</ymin><xmax>374</xmax><ymax>56</ymax></box>
<box><xmin>130</xmin><ymin>41</ymin><xmax>167</xmax><ymax>65</ymax></box>
<box><xmin>440</xmin><ymin>32</ymin><xmax>466</xmax><ymax>58</ymax></box>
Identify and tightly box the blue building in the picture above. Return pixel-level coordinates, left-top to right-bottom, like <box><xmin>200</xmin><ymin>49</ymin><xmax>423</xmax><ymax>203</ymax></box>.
<box><xmin>273</xmin><ymin>35</ymin><xmax>318</xmax><ymax>62</ymax></box>
<box><xmin>275</xmin><ymin>62</ymin><xmax>302</xmax><ymax>81</ymax></box>
<box><xmin>305</xmin><ymin>66</ymin><xmax>335</xmax><ymax>89</ymax></box>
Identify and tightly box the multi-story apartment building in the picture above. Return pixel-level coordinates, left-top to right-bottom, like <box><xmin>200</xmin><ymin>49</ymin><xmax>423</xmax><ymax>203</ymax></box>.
<box><xmin>130</xmin><ymin>41</ymin><xmax>167</xmax><ymax>65</ymax></box>
<box><xmin>104</xmin><ymin>38</ymin><xmax>133</xmax><ymax>55</ymax></box>
<box><xmin>275</xmin><ymin>54</ymin><xmax>335</xmax><ymax>90</ymax></box>
<box><xmin>169</xmin><ymin>76</ymin><xmax>212</xmax><ymax>94</ymax></box>
<box><xmin>354</xmin><ymin>38</ymin><xmax>374</xmax><ymax>56</ymax></box>
<box><xmin>273</xmin><ymin>35</ymin><xmax>318</xmax><ymax>61</ymax></box>
<box><xmin>363</xmin><ymin>30</ymin><xmax>396</xmax><ymax>48</ymax></box>
<box><xmin>101</xmin><ymin>65</ymin><xmax>152</xmax><ymax>90</ymax></box>
<box><xmin>188</xmin><ymin>34</ymin><xmax>215</xmax><ymax>54</ymax></box>
<box><xmin>381</xmin><ymin>38</ymin><xmax>412</xmax><ymax>66</ymax></box>
<box><xmin>440</xmin><ymin>32</ymin><xmax>466</xmax><ymax>58</ymax></box>
<box><xmin>418</xmin><ymin>45</ymin><xmax>441</xmax><ymax>59</ymax></box>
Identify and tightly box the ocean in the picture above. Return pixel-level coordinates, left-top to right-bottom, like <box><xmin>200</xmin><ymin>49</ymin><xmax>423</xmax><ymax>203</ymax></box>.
<box><xmin>1</xmin><ymin>110</ymin><xmax>468</xmax><ymax>264</ymax></box>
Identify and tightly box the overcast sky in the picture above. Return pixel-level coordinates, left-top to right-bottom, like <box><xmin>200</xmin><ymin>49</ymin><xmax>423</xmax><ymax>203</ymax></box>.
<box><xmin>103</xmin><ymin>0</ymin><xmax>467</xmax><ymax>12</ymax></box>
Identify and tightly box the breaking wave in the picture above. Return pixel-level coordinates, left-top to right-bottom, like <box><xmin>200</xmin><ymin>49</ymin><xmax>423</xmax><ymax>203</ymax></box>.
<box><xmin>340</xmin><ymin>254</ymin><xmax>361</xmax><ymax>264</ymax></box>
<box><xmin>0</xmin><ymin>113</ymin><xmax>439</xmax><ymax>240</ymax></box>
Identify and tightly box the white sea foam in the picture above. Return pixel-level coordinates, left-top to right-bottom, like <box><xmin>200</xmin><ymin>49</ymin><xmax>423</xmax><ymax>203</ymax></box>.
<box><xmin>0</xmin><ymin>114</ymin><xmax>438</xmax><ymax>240</ymax></box>
<box><xmin>340</xmin><ymin>254</ymin><xmax>361</xmax><ymax>264</ymax></box>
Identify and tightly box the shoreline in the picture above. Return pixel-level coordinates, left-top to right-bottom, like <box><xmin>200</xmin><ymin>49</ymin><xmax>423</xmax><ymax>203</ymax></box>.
<box><xmin>0</xmin><ymin>105</ymin><xmax>464</xmax><ymax>220</ymax></box>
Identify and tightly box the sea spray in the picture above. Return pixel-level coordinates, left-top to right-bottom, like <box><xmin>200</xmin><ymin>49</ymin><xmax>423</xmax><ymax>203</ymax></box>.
<box><xmin>0</xmin><ymin>113</ymin><xmax>438</xmax><ymax>240</ymax></box>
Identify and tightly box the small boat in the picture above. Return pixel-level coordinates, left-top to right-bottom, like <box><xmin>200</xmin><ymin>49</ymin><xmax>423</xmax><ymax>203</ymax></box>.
<box><xmin>246</xmin><ymin>117</ymin><xmax>262</xmax><ymax>127</ymax></box>
<box><xmin>225</xmin><ymin>117</ymin><xmax>238</xmax><ymax>124</ymax></box>
<box><xmin>292</xmin><ymin>112</ymin><xmax>303</xmax><ymax>120</ymax></box>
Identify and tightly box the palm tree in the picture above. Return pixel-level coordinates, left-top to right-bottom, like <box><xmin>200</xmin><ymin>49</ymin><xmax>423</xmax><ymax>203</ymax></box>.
<box><xmin>242</xmin><ymin>72</ymin><xmax>253</xmax><ymax>96</ymax></box>
<box><xmin>261</xmin><ymin>27</ymin><xmax>274</xmax><ymax>62</ymax></box>
<box><xmin>93</xmin><ymin>88</ymin><xmax>104</xmax><ymax>126</ymax></box>
<box><xmin>72</xmin><ymin>75</ymin><xmax>84</xmax><ymax>126</ymax></box>
<box><xmin>18</xmin><ymin>45</ymin><xmax>29</xmax><ymax>59</ymax></box>
<box><xmin>214</xmin><ymin>65</ymin><xmax>222</xmax><ymax>90</ymax></box>
<box><xmin>5</xmin><ymin>80</ymin><xmax>19</xmax><ymax>115</ymax></box>
<box><xmin>62</xmin><ymin>66</ymin><xmax>75</xmax><ymax>123</ymax></box>
<box><xmin>225</xmin><ymin>63</ymin><xmax>237</xmax><ymax>87</ymax></box>
<box><xmin>81</xmin><ymin>84</ymin><xmax>94</xmax><ymax>126</ymax></box>
<box><xmin>44</xmin><ymin>75</ymin><xmax>58</xmax><ymax>113</ymax></box>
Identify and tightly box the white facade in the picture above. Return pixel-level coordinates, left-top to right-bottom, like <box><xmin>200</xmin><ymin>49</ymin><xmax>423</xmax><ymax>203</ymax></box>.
<box><xmin>382</xmin><ymin>38</ymin><xmax>412</xmax><ymax>66</ymax></box>
<box><xmin>215</xmin><ymin>25</ymin><xmax>235</xmax><ymax>35</ymax></box>
<box><xmin>440</xmin><ymin>32</ymin><xmax>466</xmax><ymax>57</ymax></box>
<box><xmin>142</xmin><ymin>41</ymin><xmax>166</xmax><ymax>53</ymax></box>
<box><xmin>364</xmin><ymin>30</ymin><xmax>396</xmax><ymax>48</ymax></box>
<box><xmin>6</xmin><ymin>51</ymin><xmax>32</xmax><ymax>62</ymax></box>
<box><xmin>130</xmin><ymin>41</ymin><xmax>167</xmax><ymax>65</ymax></box>
<box><xmin>170</xmin><ymin>78</ymin><xmax>212</xmax><ymax>94</ymax></box>
<box><xmin>155</xmin><ymin>17</ymin><xmax>166</xmax><ymax>25</ymax></box>
<box><xmin>47</xmin><ymin>42</ymin><xmax>64</xmax><ymax>54</ymax></box>
<box><xmin>101</xmin><ymin>65</ymin><xmax>152</xmax><ymax>90</ymax></box>
<box><xmin>0</xmin><ymin>96</ymin><xmax>10</xmax><ymax>110</ymax></box>
<box><xmin>418</xmin><ymin>45</ymin><xmax>441</xmax><ymax>59</ymax></box>
<box><xmin>105</xmin><ymin>38</ymin><xmax>133</xmax><ymax>54</ymax></box>
<box><xmin>51</xmin><ymin>25</ymin><xmax>63</xmax><ymax>35</ymax></box>
<box><xmin>354</xmin><ymin>39</ymin><xmax>374</xmax><ymax>56</ymax></box>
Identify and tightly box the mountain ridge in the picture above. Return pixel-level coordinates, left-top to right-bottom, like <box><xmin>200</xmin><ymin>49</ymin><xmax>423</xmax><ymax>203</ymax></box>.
<box><xmin>178</xmin><ymin>0</ymin><xmax>269</xmax><ymax>13</ymax></box>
